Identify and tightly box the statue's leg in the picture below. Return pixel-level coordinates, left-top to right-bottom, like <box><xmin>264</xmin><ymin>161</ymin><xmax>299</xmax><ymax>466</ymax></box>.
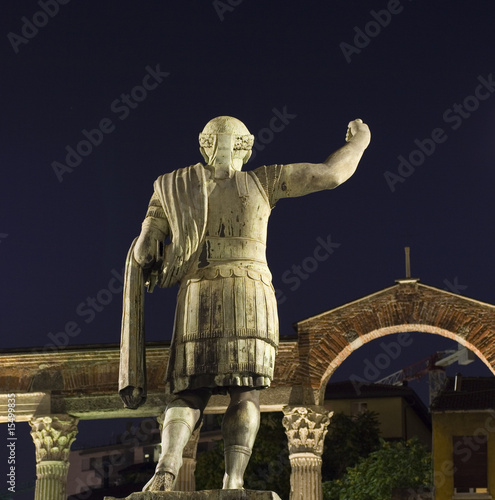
<box><xmin>222</xmin><ymin>387</ymin><xmax>261</xmax><ymax>489</ymax></box>
<box><xmin>143</xmin><ymin>389</ymin><xmax>210</xmax><ymax>492</ymax></box>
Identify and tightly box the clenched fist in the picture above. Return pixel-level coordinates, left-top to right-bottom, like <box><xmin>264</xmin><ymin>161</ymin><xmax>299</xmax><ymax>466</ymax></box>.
<box><xmin>346</xmin><ymin>118</ymin><xmax>371</xmax><ymax>150</ymax></box>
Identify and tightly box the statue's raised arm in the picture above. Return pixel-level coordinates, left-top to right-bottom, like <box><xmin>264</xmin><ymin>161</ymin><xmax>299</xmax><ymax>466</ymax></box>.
<box><xmin>270</xmin><ymin>119</ymin><xmax>371</xmax><ymax>202</ymax></box>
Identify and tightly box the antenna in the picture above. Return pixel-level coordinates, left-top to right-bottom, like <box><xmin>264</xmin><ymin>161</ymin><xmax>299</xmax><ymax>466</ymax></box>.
<box><xmin>395</xmin><ymin>246</ymin><xmax>419</xmax><ymax>284</ymax></box>
<box><xmin>405</xmin><ymin>246</ymin><xmax>411</xmax><ymax>279</ymax></box>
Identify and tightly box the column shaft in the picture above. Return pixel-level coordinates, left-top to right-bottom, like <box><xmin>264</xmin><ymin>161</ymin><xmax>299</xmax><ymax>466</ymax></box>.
<box><xmin>289</xmin><ymin>454</ymin><xmax>323</xmax><ymax>500</ymax></box>
<box><xmin>34</xmin><ymin>461</ymin><xmax>69</xmax><ymax>500</ymax></box>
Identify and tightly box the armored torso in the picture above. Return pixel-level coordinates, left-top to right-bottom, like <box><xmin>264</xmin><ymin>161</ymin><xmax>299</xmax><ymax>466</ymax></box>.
<box><xmin>166</xmin><ymin>166</ymin><xmax>283</xmax><ymax>394</ymax></box>
<box><xmin>187</xmin><ymin>170</ymin><xmax>272</xmax><ymax>280</ymax></box>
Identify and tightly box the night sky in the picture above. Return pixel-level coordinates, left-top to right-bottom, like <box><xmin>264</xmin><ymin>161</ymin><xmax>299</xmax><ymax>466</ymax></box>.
<box><xmin>1</xmin><ymin>1</ymin><xmax>495</xmax><ymax>496</ymax></box>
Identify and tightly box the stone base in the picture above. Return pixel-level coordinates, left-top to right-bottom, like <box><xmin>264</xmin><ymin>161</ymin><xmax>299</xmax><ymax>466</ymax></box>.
<box><xmin>104</xmin><ymin>491</ymin><xmax>281</xmax><ymax>500</ymax></box>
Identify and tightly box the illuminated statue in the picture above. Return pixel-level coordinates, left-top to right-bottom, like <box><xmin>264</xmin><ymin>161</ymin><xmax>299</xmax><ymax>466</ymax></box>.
<box><xmin>119</xmin><ymin>116</ymin><xmax>371</xmax><ymax>491</ymax></box>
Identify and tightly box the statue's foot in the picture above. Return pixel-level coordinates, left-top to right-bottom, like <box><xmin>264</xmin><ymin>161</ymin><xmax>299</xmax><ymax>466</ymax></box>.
<box><xmin>222</xmin><ymin>474</ymin><xmax>244</xmax><ymax>490</ymax></box>
<box><xmin>223</xmin><ymin>483</ymin><xmax>245</xmax><ymax>490</ymax></box>
<box><xmin>143</xmin><ymin>471</ymin><xmax>175</xmax><ymax>491</ymax></box>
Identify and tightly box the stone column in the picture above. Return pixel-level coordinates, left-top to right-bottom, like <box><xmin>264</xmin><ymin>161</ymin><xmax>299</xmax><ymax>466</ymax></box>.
<box><xmin>156</xmin><ymin>410</ymin><xmax>203</xmax><ymax>491</ymax></box>
<box><xmin>282</xmin><ymin>406</ymin><xmax>332</xmax><ymax>500</ymax></box>
<box><xmin>175</xmin><ymin>425</ymin><xmax>202</xmax><ymax>491</ymax></box>
<box><xmin>29</xmin><ymin>414</ymin><xmax>79</xmax><ymax>500</ymax></box>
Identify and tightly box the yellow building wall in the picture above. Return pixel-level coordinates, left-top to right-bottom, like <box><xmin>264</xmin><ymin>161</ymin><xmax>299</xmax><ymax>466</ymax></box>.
<box><xmin>432</xmin><ymin>411</ymin><xmax>495</xmax><ymax>500</ymax></box>
<box><xmin>404</xmin><ymin>401</ymin><xmax>432</xmax><ymax>449</ymax></box>
<box><xmin>325</xmin><ymin>397</ymin><xmax>408</xmax><ymax>440</ymax></box>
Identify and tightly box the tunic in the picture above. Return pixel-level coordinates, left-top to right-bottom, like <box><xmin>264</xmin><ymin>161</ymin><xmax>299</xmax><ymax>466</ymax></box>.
<box><xmin>161</xmin><ymin>165</ymin><xmax>283</xmax><ymax>394</ymax></box>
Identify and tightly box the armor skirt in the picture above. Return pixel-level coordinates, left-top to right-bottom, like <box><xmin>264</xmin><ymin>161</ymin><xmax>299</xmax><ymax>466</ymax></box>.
<box><xmin>165</xmin><ymin>268</ymin><xmax>279</xmax><ymax>394</ymax></box>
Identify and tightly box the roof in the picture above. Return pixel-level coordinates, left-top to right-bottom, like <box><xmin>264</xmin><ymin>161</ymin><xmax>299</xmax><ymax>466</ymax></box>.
<box><xmin>326</xmin><ymin>380</ymin><xmax>422</xmax><ymax>400</ymax></box>
<box><xmin>431</xmin><ymin>376</ymin><xmax>495</xmax><ymax>412</ymax></box>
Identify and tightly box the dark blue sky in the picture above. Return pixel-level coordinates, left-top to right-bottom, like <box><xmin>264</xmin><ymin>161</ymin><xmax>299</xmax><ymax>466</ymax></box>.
<box><xmin>2</xmin><ymin>0</ymin><xmax>495</xmax><ymax>351</ymax></box>
<box><xmin>1</xmin><ymin>1</ymin><xmax>495</xmax><ymax>496</ymax></box>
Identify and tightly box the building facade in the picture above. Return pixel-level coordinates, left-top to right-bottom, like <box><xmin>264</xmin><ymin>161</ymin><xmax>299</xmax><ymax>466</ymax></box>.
<box><xmin>324</xmin><ymin>381</ymin><xmax>432</xmax><ymax>447</ymax></box>
<box><xmin>431</xmin><ymin>377</ymin><xmax>495</xmax><ymax>499</ymax></box>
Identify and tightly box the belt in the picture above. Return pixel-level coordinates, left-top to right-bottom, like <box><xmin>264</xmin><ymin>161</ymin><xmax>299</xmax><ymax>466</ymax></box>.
<box><xmin>203</xmin><ymin>236</ymin><xmax>267</xmax><ymax>263</ymax></box>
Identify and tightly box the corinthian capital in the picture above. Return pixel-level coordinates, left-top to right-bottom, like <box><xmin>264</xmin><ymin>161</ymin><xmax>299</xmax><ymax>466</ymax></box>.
<box><xmin>29</xmin><ymin>414</ymin><xmax>79</xmax><ymax>463</ymax></box>
<box><xmin>282</xmin><ymin>406</ymin><xmax>332</xmax><ymax>456</ymax></box>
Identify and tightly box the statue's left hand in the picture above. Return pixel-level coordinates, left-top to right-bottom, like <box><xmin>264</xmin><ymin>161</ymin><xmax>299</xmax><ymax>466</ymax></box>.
<box><xmin>120</xmin><ymin>386</ymin><xmax>146</xmax><ymax>409</ymax></box>
<box><xmin>134</xmin><ymin>233</ymin><xmax>160</xmax><ymax>269</ymax></box>
<box><xmin>345</xmin><ymin>119</ymin><xmax>371</xmax><ymax>149</ymax></box>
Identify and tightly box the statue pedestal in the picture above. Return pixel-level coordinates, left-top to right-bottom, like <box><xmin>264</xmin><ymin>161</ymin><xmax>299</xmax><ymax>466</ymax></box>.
<box><xmin>104</xmin><ymin>491</ymin><xmax>282</xmax><ymax>500</ymax></box>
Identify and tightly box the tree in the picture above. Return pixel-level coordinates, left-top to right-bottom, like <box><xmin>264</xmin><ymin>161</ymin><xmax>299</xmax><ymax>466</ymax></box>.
<box><xmin>195</xmin><ymin>412</ymin><xmax>290</xmax><ymax>498</ymax></box>
<box><xmin>322</xmin><ymin>438</ymin><xmax>432</xmax><ymax>500</ymax></box>
<box><xmin>322</xmin><ymin>410</ymin><xmax>381</xmax><ymax>481</ymax></box>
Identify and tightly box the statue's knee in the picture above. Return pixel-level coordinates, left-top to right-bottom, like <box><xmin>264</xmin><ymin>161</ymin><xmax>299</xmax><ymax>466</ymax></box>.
<box><xmin>167</xmin><ymin>388</ymin><xmax>210</xmax><ymax>411</ymax></box>
<box><xmin>165</xmin><ymin>389</ymin><xmax>210</xmax><ymax>431</ymax></box>
<box><xmin>228</xmin><ymin>387</ymin><xmax>260</xmax><ymax>408</ymax></box>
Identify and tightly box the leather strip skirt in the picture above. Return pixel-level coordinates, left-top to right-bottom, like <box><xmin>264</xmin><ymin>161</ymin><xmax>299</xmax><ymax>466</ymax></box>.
<box><xmin>165</xmin><ymin>270</ymin><xmax>279</xmax><ymax>394</ymax></box>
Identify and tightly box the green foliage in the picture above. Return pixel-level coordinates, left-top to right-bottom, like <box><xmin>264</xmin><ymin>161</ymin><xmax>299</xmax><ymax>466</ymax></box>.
<box><xmin>195</xmin><ymin>413</ymin><xmax>290</xmax><ymax>498</ymax></box>
<box><xmin>322</xmin><ymin>411</ymin><xmax>381</xmax><ymax>481</ymax></box>
<box><xmin>322</xmin><ymin>438</ymin><xmax>432</xmax><ymax>500</ymax></box>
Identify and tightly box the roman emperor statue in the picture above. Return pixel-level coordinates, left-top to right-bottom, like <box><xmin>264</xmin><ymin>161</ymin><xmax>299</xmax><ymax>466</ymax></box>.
<box><xmin>119</xmin><ymin>116</ymin><xmax>371</xmax><ymax>491</ymax></box>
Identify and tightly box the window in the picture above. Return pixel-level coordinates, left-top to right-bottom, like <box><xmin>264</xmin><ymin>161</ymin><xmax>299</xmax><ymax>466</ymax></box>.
<box><xmin>452</xmin><ymin>435</ymin><xmax>488</xmax><ymax>493</ymax></box>
<box><xmin>454</xmin><ymin>489</ymin><xmax>489</xmax><ymax>495</ymax></box>
<box><xmin>143</xmin><ymin>446</ymin><xmax>155</xmax><ymax>463</ymax></box>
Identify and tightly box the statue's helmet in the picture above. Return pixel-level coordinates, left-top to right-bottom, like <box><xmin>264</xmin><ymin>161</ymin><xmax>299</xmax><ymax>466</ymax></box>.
<box><xmin>199</xmin><ymin>116</ymin><xmax>254</xmax><ymax>168</ymax></box>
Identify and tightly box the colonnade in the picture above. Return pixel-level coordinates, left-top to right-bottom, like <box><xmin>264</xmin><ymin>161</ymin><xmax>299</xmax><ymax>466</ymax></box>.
<box><xmin>28</xmin><ymin>407</ymin><xmax>332</xmax><ymax>500</ymax></box>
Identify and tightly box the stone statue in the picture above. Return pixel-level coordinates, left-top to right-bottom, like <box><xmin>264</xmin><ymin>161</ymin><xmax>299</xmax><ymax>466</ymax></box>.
<box><xmin>119</xmin><ymin>116</ymin><xmax>370</xmax><ymax>492</ymax></box>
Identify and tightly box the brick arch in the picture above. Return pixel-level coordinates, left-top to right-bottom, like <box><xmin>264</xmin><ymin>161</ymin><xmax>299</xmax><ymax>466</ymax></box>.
<box><xmin>320</xmin><ymin>324</ymin><xmax>494</xmax><ymax>394</ymax></box>
<box><xmin>292</xmin><ymin>281</ymin><xmax>495</xmax><ymax>405</ymax></box>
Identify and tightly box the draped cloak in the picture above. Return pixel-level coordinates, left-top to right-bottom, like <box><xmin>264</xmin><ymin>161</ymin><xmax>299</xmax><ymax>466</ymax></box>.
<box><xmin>119</xmin><ymin>164</ymin><xmax>207</xmax><ymax>407</ymax></box>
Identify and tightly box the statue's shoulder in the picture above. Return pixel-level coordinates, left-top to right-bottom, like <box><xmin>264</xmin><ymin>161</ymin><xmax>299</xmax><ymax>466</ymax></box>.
<box><xmin>251</xmin><ymin>163</ymin><xmax>284</xmax><ymax>177</ymax></box>
<box><xmin>157</xmin><ymin>163</ymin><xmax>204</xmax><ymax>179</ymax></box>
<box><xmin>250</xmin><ymin>164</ymin><xmax>285</xmax><ymax>207</ymax></box>
<box><xmin>154</xmin><ymin>163</ymin><xmax>205</xmax><ymax>186</ymax></box>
